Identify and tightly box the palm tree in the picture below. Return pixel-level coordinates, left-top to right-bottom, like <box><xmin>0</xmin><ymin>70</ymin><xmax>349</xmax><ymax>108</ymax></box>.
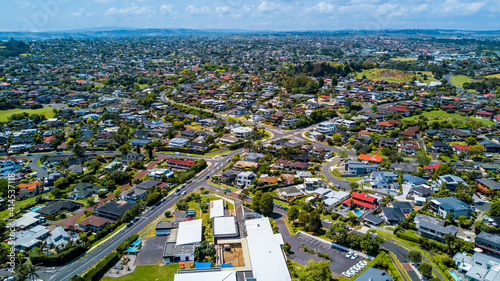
<box><xmin>14</xmin><ymin>263</ymin><xmax>28</xmax><ymax>281</ymax></box>
<box><xmin>26</xmin><ymin>265</ymin><xmax>40</xmax><ymax>281</ymax></box>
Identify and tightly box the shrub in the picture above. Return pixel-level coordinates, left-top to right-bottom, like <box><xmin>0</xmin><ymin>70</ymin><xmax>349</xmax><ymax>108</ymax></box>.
<box><xmin>82</xmin><ymin>251</ymin><xmax>119</xmax><ymax>281</ymax></box>
<box><xmin>30</xmin><ymin>245</ymin><xmax>87</xmax><ymax>266</ymax></box>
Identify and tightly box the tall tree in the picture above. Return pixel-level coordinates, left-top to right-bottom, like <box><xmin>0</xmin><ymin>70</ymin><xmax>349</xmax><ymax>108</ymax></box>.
<box><xmin>251</xmin><ymin>191</ymin><xmax>262</xmax><ymax>213</ymax></box>
<box><xmin>299</xmin><ymin>260</ymin><xmax>332</xmax><ymax>281</ymax></box>
<box><xmin>259</xmin><ymin>192</ymin><xmax>274</xmax><ymax>217</ymax></box>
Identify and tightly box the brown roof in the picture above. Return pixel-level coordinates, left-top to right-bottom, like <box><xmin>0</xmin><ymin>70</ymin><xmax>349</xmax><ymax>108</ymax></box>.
<box><xmin>78</xmin><ymin>215</ymin><xmax>114</xmax><ymax>227</ymax></box>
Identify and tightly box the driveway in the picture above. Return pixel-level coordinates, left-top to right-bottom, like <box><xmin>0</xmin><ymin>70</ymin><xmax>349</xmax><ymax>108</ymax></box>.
<box><xmin>322</xmin><ymin>158</ymin><xmax>351</xmax><ymax>190</ymax></box>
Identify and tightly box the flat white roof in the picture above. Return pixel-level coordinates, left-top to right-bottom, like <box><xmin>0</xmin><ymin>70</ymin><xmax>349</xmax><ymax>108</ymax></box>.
<box><xmin>245</xmin><ymin>218</ymin><xmax>291</xmax><ymax>281</ymax></box>
<box><xmin>176</xmin><ymin>219</ymin><xmax>202</xmax><ymax>245</ymax></box>
<box><xmin>210</xmin><ymin>199</ymin><xmax>225</xmax><ymax>219</ymax></box>
<box><xmin>213</xmin><ymin>216</ymin><xmax>237</xmax><ymax>236</ymax></box>
<box><xmin>174</xmin><ymin>271</ymin><xmax>236</xmax><ymax>281</ymax></box>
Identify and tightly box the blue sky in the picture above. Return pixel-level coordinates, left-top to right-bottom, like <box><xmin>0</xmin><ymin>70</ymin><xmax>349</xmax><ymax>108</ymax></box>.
<box><xmin>3</xmin><ymin>0</ymin><xmax>499</xmax><ymax>32</ymax></box>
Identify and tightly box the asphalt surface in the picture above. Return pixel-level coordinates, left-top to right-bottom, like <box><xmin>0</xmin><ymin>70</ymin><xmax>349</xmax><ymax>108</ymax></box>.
<box><xmin>136</xmin><ymin>236</ymin><xmax>168</xmax><ymax>265</ymax></box>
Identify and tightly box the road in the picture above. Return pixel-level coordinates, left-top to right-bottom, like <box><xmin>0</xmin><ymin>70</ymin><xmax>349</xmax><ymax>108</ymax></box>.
<box><xmin>40</xmin><ymin>150</ymin><xmax>240</xmax><ymax>281</ymax></box>
<box><xmin>322</xmin><ymin>157</ymin><xmax>351</xmax><ymax>190</ymax></box>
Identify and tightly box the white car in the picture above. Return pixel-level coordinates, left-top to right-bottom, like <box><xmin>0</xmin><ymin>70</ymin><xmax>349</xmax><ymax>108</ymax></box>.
<box><xmin>346</xmin><ymin>251</ymin><xmax>353</xmax><ymax>258</ymax></box>
<box><xmin>351</xmin><ymin>253</ymin><xmax>359</xmax><ymax>260</ymax></box>
<box><xmin>324</xmin><ymin>219</ymin><xmax>332</xmax><ymax>224</ymax></box>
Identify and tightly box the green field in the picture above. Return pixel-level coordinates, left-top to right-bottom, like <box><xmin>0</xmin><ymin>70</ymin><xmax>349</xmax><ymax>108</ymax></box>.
<box><xmin>390</xmin><ymin>57</ymin><xmax>417</xmax><ymax>61</ymax></box>
<box><xmin>450</xmin><ymin>75</ymin><xmax>476</xmax><ymax>89</ymax></box>
<box><xmin>0</xmin><ymin>107</ymin><xmax>55</xmax><ymax>122</ymax></box>
<box><xmin>101</xmin><ymin>264</ymin><xmax>179</xmax><ymax>281</ymax></box>
<box><xmin>356</xmin><ymin>68</ymin><xmax>413</xmax><ymax>83</ymax></box>
<box><xmin>485</xmin><ymin>73</ymin><xmax>500</xmax><ymax>78</ymax></box>
<box><xmin>403</xmin><ymin>110</ymin><xmax>494</xmax><ymax>126</ymax></box>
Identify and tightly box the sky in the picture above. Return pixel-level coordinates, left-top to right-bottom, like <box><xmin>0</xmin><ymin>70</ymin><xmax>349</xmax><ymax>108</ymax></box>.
<box><xmin>2</xmin><ymin>0</ymin><xmax>499</xmax><ymax>32</ymax></box>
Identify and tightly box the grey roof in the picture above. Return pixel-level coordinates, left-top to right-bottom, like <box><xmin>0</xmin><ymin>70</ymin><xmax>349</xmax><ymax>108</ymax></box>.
<box><xmin>354</xmin><ymin>268</ymin><xmax>393</xmax><ymax>281</ymax></box>
<box><xmin>414</xmin><ymin>214</ymin><xmax>445</xmax><ymax>226</ymax></box>
<box><xmin>393</xmin><ymin>201</ymin><xmax>413</xmax><ymax>210</ymax></box>
<box><xmin>418</xmin><ymin>220</ymin><xmax>459</xmax><ymax>236</ymax></box>
<box><xmin>156</xmin><ymin>221</ymin><xmax>179</xmax><ymax>230</ymax></box>
<box><xmin>381</xmin><ymin>207</ymin><xmax>406</xmax><ymax>221</ymax></box>
<box><xmin>364</xmin><ymin>214</ymin><xmax>384</xmax><ymax>225</ymax></box>
<box><xmin>476</xmin><ymin>178</ymin><xmax>500</xmax><ymax>190</ymax></box>
<box><xmin>476</xmin><ymin>232</ymin><xmax>500</xmax><ymax>248</ymax></box>
<box><xmin>136</xmin><ymin>179</ymin><xmax>161</xmax><ymax>190</ymax></box>
<box><xmin>432</xmin><ymin>197</ymin><xmax>471</xmax><ymax>211</ymax></box>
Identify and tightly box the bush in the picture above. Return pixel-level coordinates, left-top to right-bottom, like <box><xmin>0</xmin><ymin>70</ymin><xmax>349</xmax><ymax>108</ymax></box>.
<box><xmin>82</xmin><ymin>251</ymin><xmax>119</xmax><ymax>281</ymax></box>
<box><xmin>30</xmin><ymin>245</ymin><xmax>87</xmax><ymax>266</ymax></box>
<box><xmin>396</xmin><ymin>230</ymin><xmax>420</xmax><ymax>243</ymax></box>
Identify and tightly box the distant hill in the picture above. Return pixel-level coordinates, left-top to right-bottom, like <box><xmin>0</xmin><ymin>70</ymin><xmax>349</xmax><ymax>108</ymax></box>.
<box><xmin>0</xmin><ymin>28</ymin><xmax>499</xmax><ymax>41</ymax></box>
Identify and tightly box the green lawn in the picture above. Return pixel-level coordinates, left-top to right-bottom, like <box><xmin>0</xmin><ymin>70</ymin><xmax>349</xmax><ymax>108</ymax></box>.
<box><xmin>403</xmin><ymin>110</ymin><xmax>494</xmax><ymax>126</ymax></box>
<box><xmin>0</xmin><ymin>107</ymin><xmax>56</xmax><ymax>122</ymax></box>
<box><xmin>101</xmin><ymin>264</ymin><xmax>179</xmax><ymax>281</ymax></box>
<box><xmin>485</xmin><ymin>73</ymin><xmax>500</xmax><ymax>79</ymax></box>
<box><xmin>355</xmin><ymin>68</ymin><xmax>413</xmax><ymax>83</ymax></box>
<box><xmin>450</xmin><ymin>75</ymin><xmax>475</xmax><ymax>89</ymax></box>
<box><xmin>390</xmin><ymin>57</ymin><xmax>417</xmax><ymax>62</ymax></box>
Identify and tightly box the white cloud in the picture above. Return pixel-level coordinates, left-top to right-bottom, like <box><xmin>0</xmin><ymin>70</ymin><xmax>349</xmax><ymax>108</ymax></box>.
<box><xmin>71</xmin><ymin>8</ymin><xmax>84</xmax><ymax>17</ymax></box>
<box><xmin>92</xmin><ymin>0</ymin><xmax>113</xmax><ymax>3</ymax></box>
<box><xmin>216</xmin><ymin>6</ymin><xmax>231</xmax><ymax>15</ymax></box>
<box><xmin>306</xmin><ymin>1</ymin><xmax>335</xmax><ymax>14</ymax></box>
<box><xmin>160</xmin><ymin>4</ymin><xmax>173</xmax><ymax>14</ymax></box>
<box><xmin>105</xmin><ymin>3</ymin><xmax>152</xmax><ymax>16</ymax></box>
<box><xmin>439</xmin><ymin>0</ymin><xmax>486</xmax><ymax>16</ymax></box>
<box><xmin>411</xmin><ymin>4</ymin><xmax>429</xmax><ymax>14</ymax></box>
<box><xmin>257</xmin><ymin>1</ymin><xmax>280</xmax><ymax>13</ymax></box>
<box><xmin>16</xmin><ymin>1</ymin><xmax>37</xmax><ymax>8</ymax></box>
<box><xmin>186</xmin><ymin>5</ymin><xmax>211</xmax><ymax>15</ymax></box>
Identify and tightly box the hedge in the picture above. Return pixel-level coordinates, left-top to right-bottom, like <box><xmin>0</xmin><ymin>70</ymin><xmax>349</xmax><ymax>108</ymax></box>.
<box><xmin>116</xmin><ymin>234</ymin><xmax>139</xmax><ymax>254</ymax></box>
<box><xmin>30</xmin><ymin>245</ymin><xmax>87</xmax><ymax>266</ymax></box>
<box><xmin>82</xmin><ymin>251</ymin><xmax>119</xmax><ymax>281</ymax></box>
<box><xmin>395</xmin><ymin>230</ymin><xmax>420</xmax><ymax>243</ymax></box>
<box><xmin>157</xmin><ymin>146</ymin><xmax>206</xmax><ymax>155</ymax></box>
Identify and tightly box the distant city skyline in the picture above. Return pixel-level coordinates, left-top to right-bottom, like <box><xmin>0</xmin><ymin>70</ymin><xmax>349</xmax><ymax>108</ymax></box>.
<box><xmin>2</xmin><ymin>0</ymin><xmax>499</xmax><ymax>32</ymax></box>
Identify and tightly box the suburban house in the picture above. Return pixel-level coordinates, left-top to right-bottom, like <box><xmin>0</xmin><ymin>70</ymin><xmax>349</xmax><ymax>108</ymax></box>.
<box><xmin>316</xmin><ymin>121</ymin><xmax>337</xmax><ymax>133</ymax></box>
<box><xmin>381</xmin><ymin>207</ymin><xmax>406</xmax><ymax>225</ymax></box>
<box><xmin>402</xmin><ymin>174</ymin><xmax>427</xmax><ymax>187</ymax></box>
<box><xmin>476</xmin><ymin>178</ymin><xmax>500</xmax><ymax>194</ymax></box>
<box><xmin>120</xmin><ymin>188</ymin><xmax>148</xmax><ymax>203</ymax></box>
<box><xmin>18</xmin><ymin>181</ymin><xmax>42</xmax><ymax>198</ymax></box>
<box><xmin>304</xmin><ymin>177</ymin><xmax>324</xmax><ymax>191</ymax></box>
<box><xmin>70</xmin><ymin>182</ymin><xmax>102</xmax><ymax>199</ymax></box>
<box><xmin>345</xmin><ymin>161</ymin><xmax>378</xmax><ymax>175</ymax></box>
<box><xmin>93</xmin><ymin>202</ymin><xmax>135</xmax><ymax>220</ymax></box>
<box><xmin>342</xmin><ymin>192</ymin><xmax>378</xmax><ymax>210</ymax></box>
<box><xmin>430</xmin><ymin>197</ymin><xmax>474</xmax><ymax>219</ymax></box>
<box><xmin>76</xmin><ymin>215</ymin><xmax>114</xmax><ymax>232</ymax></box>
<box><xmin>414</xmin><ymin>214</ymin><xmax>458</xmax><ymax>242</ymax></box>
<box><xmin>237</xmin><ymin>171</ymin><xmax>256</xmax><ymax>186</ymax></box>
<box><xmin>475</xmin><ymin>232</ymin><xmax>500</xmax><ymax>257</ymax></box>
<box><xmin>437</xmin><ymin>174</ymin><xmax>469</xmax><ymax>190</ymax></box>
<box><xmin>371</xmin><ymin>171</ymin><xmax>398</xmax><ymax>189</ymax></box>
<box><xmin>453</xmin><ymin>252</ymin><xmax>500</xmax><ymax>281</ymax></box>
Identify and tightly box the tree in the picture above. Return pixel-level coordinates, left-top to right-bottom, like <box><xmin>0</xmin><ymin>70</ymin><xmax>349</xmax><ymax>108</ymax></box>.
<box><xmin>194</xmin><ymin>240</ymin><xmax>216</xmax><ymax>262</ymax></box>
<box><xmin>119</xmin><ymin>144</ymin><xmax>130</xmax><ymax>156</ymax></box>
<box><xmin>333</xmin><ymin>133</ymin><xmax>342</xmax><ymax>145</ymax></box>
<box><xmin>251</xmin><ymin>191</ymin><xmax>262</xmax><ymax>213</ymax></box>
<box><xmin>283</xmin><ymin>241</ymin><xmax>291</xmax><ymax>255</ymax></box>
<box><xmin>298</xmin><ymin>211</ymin><xmax>309</xmax><ymax>226</ymax></box>
<box><xmin>415</xmin><ymin>150</ymin><xmax>431</xmax><ymax>165</ymax></box>
<box><xmin>143</xmin><ymin>143</ymin><xmax>154</xmax><ymax>159</ymax></box>
<box><xmin>465</xmin><ymin>136</ymin><xmax>478</xmax><ymax>146</ymax></box>
<box><xmin>259</xmin><ymin>193</ymin><xmax>274</xmax><ymax>217</ymax></box>
<box><xmin>489</xmin><ymin>201</ymin><xmax>500</xmax><ymax>216</ymax></box>
<box><xmin>288</xmin><ymin>206</ymin><xmax>299</xmax><ymax>222</ymax></box>
<box><xmin>337</xmin><ymin>150</ymin><xmax>348</xmax><ymax>158</ymax></box>
<box><xmin>72</xmin><ymin>143</ymin><xmax>85</xmax><ymax>157</ymax></box>
<box><xmin>418</xmin><ymin>263</ymin><xmax>433</xmax><ymax>278</ymax></box>
<box><xmin>238</xmin><ymin>189</ymin><xmax>250</xmax><ymax>201</ymax></box>
<box><xmin>299</xmin><ymin>260</ymin><xmax>332</xmax><ymax>281</ymax></box>
<box><xmin>408</xmin><ymin>250</ymin><xmax>422</xmax><ymax>263</ymax></box>
<box><xmin>25</xmin><ymin>265</ymin><xmax>39</xmax><ymax>281</ymax></box>
<box><xmin>0</xmin><ymin>178</ymin><xmax>8</xmax><ymax>197</ymax></box>
<box><xmin>436</xmin><ymin>164</ymin><xmax>452</xmax><ymax>176</ymax></box>
<box><xmin>51</xmin><ymin>188</ymin><xmax>62</xmax><ymax>198</ymax></box>
<box><xmin>307</xmin><ymin>210</ymin><xmax>322</xmax><ymax>233</ymax></box>
<box><xmin>164</xmin><ymin>211</ymin><xmax>171</xmax><ymax>218</ymax></box>
<box><xmin>470</xmin><ymin>144</ymin><xmax>485</xmax><ymax>158</ymax></box>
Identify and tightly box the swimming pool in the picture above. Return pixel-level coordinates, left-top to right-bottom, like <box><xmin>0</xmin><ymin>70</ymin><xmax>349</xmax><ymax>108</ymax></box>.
<box><xmin>354</xmin><ymin>209</ymin><xmax>363</xmax><ymax>216</ymax></box>
<box><xmin>448</xmin><ymin>270</ymin><xmax>464</xmax><ymax>281</ymax></box>
<box><xmin>388</xmin><ymin>190</ymin><xmax>398</xmax><ymax>194</ymax></box>
<box><xmin>30</xmin><ymin>207</ymin><xmax>41</xmax><ymax>212</ymax></box>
